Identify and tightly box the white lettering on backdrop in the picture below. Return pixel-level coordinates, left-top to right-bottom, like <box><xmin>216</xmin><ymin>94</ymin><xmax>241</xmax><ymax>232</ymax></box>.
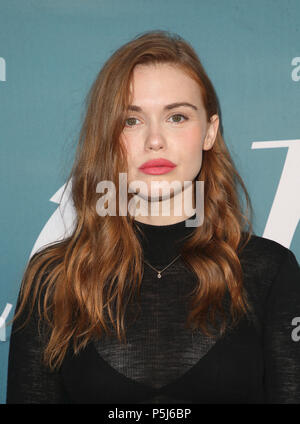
<box><xmin>251</xmin><ymin>139</ymin><xmax>300</xmax><ymax>248</ymax></box>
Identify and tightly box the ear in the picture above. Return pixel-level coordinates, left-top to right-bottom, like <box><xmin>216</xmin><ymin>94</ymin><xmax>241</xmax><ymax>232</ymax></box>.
<box><xmin>203</xmin><ymin>114</ymin><xmax>219</xmax><ymax>151</ymax></box>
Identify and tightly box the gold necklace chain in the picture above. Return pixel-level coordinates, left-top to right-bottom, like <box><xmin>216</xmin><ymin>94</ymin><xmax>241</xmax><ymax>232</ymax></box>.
<box><xmin>143</xmin><ymin>254</ymin><xmax>181</xmax><ymax>279</ymax></box>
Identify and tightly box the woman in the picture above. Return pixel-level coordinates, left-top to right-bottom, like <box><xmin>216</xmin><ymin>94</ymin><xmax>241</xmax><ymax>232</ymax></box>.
<box><xmin>6</xmin><ymin>30</ymin><xmax>300</xmax><ymax>404</ymax></box>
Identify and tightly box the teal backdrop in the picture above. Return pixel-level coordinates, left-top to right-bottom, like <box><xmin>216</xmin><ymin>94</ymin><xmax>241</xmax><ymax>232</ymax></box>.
<box><xmin>0</xmin><ymin>0</ymin><xmax>299</xmax><ymax>403</ymax></box>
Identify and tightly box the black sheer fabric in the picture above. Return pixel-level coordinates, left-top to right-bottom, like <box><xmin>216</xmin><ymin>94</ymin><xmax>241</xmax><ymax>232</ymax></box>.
<box><xmin>6</xmin><ymin>216</ymin><xmax>300</xmax><ymax>404</ymax></box>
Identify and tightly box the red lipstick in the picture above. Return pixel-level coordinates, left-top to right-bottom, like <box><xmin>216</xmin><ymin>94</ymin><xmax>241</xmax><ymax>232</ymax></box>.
<box><xmin>139</xmin><ymin>158</ymin><xmax>176</xmax><ymax>175</ymax></box>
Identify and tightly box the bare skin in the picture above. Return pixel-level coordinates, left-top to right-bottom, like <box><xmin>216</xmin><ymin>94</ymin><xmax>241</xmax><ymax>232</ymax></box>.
<box><xmin>121</xmin><ymin>63</ymin><xmax>219</xmax><ymax>226</ymax></box>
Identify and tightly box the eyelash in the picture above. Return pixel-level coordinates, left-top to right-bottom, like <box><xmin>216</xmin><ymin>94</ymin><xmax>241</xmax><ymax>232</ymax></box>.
<box><xmin>124</xmin><ymin>113</ymin><xmax>189</xmax><ymax>128</ymax></box>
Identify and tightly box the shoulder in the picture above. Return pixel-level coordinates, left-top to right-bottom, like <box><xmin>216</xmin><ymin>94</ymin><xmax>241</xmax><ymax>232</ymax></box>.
<box><xmin>239</xmin><ymin>233</ymin><xmax>300</xmax><ymax>301</ymax></box>
<box><xmin>17</xmin><ymin>245</ymin><xmax>64</xmax><ymax>314</ymax></box>
<box><xmin>28</xmin><ymin>243</ymin><xmax>65</xmax><ymax>282</ymax></box>
<box><xmin>240</xmin><ymin>233</ymin><xmax>298</xmax><ymax>272</ymax></box>
<box><xmin>241</xmin><ymin>233</ymin><xmax>292</xmax><ymax>257</ymax></box>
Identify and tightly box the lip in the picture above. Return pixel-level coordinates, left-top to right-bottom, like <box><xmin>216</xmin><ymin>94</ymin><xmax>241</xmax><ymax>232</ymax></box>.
<box><xmin>139</xmin><ymin>166</ymin><xmax>175</xmax><ymax>175</ymax></box>
<box><xmin>139</xmin><ymin>158</ymin><xmax>177</xmax><ymax>175</ymax></box>
<box><xmin>139</xmin><ymin>158</ymin><xmax>176</xmax><ymax>169</ymax></box>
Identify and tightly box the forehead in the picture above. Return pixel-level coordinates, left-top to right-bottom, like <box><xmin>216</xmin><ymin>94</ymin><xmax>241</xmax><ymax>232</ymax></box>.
<box><xmin>128</xmin><ymin>63</ymin><xmax>203</xmax><ymax>106</ymax></box>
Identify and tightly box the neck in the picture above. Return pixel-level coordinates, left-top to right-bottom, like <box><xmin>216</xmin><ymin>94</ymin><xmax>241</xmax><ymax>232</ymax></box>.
<box><xmin>133</xmin><ymin>180</ymin><xmax>197</xmax><ymax>226</ymax></box>
<box><xmin>133</xmin><ymin>212</ymin><xmax>197</xmax><ymax>266</ymax></box>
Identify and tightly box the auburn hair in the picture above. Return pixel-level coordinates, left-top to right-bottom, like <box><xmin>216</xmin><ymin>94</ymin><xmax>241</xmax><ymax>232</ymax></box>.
<box><xmin>11</xmin><ymin>30</ymin><xmax>254</xmax><ymax>370</ymax></box>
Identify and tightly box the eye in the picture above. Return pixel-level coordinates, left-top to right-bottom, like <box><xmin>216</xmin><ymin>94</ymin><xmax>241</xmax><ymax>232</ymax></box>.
<box><xmin>124</xmin><ymin>117</ymin><xmax>141</xmax><ymax>127</ymax></box>
<box><xmin>168</xmin><ymin>114</ymin><xmax>188</xmax><ymax>124</ymax></box>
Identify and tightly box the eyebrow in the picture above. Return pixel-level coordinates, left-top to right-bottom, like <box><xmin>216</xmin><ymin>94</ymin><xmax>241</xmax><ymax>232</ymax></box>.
<box><xmin>127</xmin><ymin>102</ymin><xmax>198</xmax><ymax>112</ymax></box>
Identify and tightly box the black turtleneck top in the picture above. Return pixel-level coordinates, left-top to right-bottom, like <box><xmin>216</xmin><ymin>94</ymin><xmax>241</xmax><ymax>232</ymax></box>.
<box><xmin>6</xmin><ymin>215</ymin><xmax>300</xmax><ymax>404</ymax></box>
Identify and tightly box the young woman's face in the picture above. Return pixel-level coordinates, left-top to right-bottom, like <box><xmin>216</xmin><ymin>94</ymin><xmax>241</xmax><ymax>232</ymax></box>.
<box><xmin>120</xmin><ymin>63</ymin><xmax>219</xmax><ymax>205</ymax></box>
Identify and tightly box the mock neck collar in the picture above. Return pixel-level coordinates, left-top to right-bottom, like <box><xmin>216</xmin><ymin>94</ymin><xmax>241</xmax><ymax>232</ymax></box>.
<box><xmin>133</xmin><ymin>214</ymin><xmax>197</xmax><ymax>267</ymax></box>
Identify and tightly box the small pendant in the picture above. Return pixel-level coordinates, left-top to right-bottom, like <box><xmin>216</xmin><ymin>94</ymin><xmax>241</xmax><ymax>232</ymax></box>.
<box><xmin>157</xmin><ymin>273</ymin><xmax>162</xmax><ymax>279</ymax></box>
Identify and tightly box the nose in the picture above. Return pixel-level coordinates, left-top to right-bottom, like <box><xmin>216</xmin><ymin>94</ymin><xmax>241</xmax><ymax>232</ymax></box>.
<box><xmin>144</xmin><ymin>122</ymin><xmax>167</xmax><ymax>151</ymax></box>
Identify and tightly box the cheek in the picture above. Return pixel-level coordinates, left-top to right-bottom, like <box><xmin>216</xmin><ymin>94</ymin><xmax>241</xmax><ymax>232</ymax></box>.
<box><xmin>121</xmin><ymin>134</ymin><xmax>139</xmax><ymax>160</ymax></box>
<box><xmin>120</xmin><ymin>135</ymin><xmax>140</xmax><ymax>181</ymax></box>
<box><xmin>120</xmin><ymin>135</ymin><xmax>134</xmax><ymax>167</ymax></box>
<box><xmin>177</xmin><ymin>126</ymin><xmax>203</xmax><ymax>159</ymax></box>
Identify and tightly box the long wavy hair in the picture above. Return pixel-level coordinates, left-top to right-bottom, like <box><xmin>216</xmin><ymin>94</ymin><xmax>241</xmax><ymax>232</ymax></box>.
<box><xmin>12</xmin><ymin>30</ymin><xmax>254</xmax><ymax>371</ymax></box>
